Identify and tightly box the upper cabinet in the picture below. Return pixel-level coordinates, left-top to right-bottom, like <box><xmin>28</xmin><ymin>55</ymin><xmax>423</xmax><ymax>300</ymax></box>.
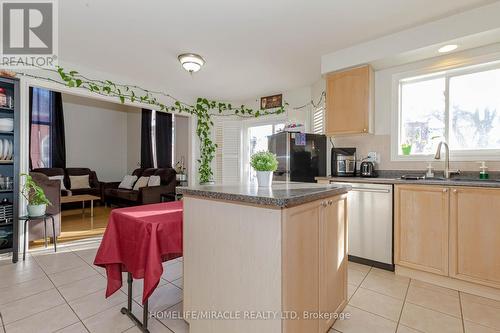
<box><xmin>325</xmin><ymin>65</ymin><xmax>373</xmax><ymax>135</ymax></box>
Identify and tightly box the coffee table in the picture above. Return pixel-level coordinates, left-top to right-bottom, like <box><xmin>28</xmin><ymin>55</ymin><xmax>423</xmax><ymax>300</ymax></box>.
<box><xmin>61</xmin><ymin>194</ymin><xmax>101</xmax><ymax>217</ymax></box>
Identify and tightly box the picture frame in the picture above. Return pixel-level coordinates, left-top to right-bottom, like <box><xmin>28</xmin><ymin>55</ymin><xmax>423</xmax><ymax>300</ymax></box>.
<box><xmin>260</xmin><ymin>94</ymin><xmax>283</xmax><ymax>110</ymax></box>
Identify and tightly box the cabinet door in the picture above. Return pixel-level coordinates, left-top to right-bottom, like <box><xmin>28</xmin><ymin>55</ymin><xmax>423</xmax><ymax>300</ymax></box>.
<box><xmin>450</xmin><ymin>187</ymin><xmax>500</xmax><ymax>288</ymax></box>
<box><xmin>395</xmin><ymin>185</ymin><xmax>449</xmax><ymax>276</ymax></box>
<box><xmin>320</xmin><ymin>195</ymin><xmax>348</xmax><ymax>332</ymax></box>
<box><xmin>282</xmin><ymin>199</ymin><xmax>320</xmax><ymax>333</ymax></box>
<box><xmin>325</xmin><ymin>65</ymin><xmax>373</xmax><ymax>135</ymax></box>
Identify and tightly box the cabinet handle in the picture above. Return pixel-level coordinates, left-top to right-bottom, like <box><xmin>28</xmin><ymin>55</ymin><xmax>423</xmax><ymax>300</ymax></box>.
<box><xmin>443</xmin><ymin>189</ymin><xmax>448</xmax><ymax>193</ymax></box>
<box><xmin>321</xmin><ymin>201</ymin><xmax>327</xmax><ymax>207</ymax></box>
<box><xmin>453</xmin><ymin>189</ymin><xmax>457</xmax><ymax>193</ymax></box>
<box><xmin>328</xmin><ymin>200</ymin><xmax>333</xmax><ymax>205</ymax></box>
<box><xmin>363</xmin><ymin>128</ymin><xmax>367</xmax><ymax>132</ymax></box>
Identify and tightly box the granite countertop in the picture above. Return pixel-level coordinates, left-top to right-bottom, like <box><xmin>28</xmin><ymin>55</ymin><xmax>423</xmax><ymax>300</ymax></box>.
<box><xmin>177</xmin><ymin>182</ymin><xmax>350</xmax><ymax>208</ymax></box>
<box><xmin>316</xmin><ymin>170</ymin><xmax>500</xmax><ymax>188</ymax></box>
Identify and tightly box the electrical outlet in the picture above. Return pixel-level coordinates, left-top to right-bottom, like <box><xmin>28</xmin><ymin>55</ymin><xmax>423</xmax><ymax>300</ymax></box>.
<box><xmin>367</xmin><ymin>151</ymin><xmax>378</xmax><ymax>163</ymax></box>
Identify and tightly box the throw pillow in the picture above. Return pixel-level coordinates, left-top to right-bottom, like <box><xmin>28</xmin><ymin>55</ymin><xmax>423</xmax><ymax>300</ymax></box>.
<box><xmin>118</xmin><ymin>175</ymin><xmax>138</xmax><ymax>190</ymax></box>
<box><xmin>48</xmin><ymin>175</ymin><xmax>67</xmax><ymax>190</ymax></box>
<box><xmin>147</xmin><ymin>175</ymin><xmax>161</xmax><ymax>187</ymax></box>
<box><xmin>133</xmin><ymin>176</ymin><xmax>150</xmax><ymax>191</ymax></box>
<box><xmin>69</xmin><ymin>175</ymin><xmax>91</xmax><ymax>189</ymax></box>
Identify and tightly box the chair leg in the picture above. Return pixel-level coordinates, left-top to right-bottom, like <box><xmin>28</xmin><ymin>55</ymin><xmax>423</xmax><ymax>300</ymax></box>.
<box><xmin>23</xmin><ymin>219</ymin><xmax>28</xmax><ymax>261</ymax></box>
<box><xmin>43</xmin><ymin>218</ymin><xmax>48</xmax><ymax>248</ymax></box>
<box><xmin>51</xmin><ymin>216</ymin><xmax>57</xmax><ymax>252</ymax></box>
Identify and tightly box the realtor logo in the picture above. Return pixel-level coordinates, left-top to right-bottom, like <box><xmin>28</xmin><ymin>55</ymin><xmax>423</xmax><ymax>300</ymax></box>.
<box><xmin>0</xmin><ymin>0</ymin><xmax>58</xmax><ymax>68</ymax></box>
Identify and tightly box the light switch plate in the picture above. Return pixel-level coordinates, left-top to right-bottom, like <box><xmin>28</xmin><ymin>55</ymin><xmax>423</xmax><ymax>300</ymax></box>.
<box><xmin>367</xmin><ymin>151</ymin><xmax>378</xmax><ymax>163</ymax></box>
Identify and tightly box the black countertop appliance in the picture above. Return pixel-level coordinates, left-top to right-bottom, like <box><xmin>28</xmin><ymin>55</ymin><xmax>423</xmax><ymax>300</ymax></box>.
<box><xmin>331</xmin><ymin>148</ymin><xmax>356</xmax><ymax>177</ymax></box>
<box><xmin>360</xmin><ymin>161</ymin><xmax>377</xmax><ymax>177</ymax></box>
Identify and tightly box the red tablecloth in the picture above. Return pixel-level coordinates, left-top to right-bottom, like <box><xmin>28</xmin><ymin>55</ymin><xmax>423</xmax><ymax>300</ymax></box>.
<box><xmin>94</xmin><ymin>201</ymin><xmax>183</xmax><ymax>304</ymax></box>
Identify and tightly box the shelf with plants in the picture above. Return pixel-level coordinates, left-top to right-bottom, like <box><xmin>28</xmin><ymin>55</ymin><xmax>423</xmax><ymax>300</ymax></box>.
<box><xmin>0</xmin><ymin>76</ymin><xmax>19</xmax><ymax>263</ymax></box>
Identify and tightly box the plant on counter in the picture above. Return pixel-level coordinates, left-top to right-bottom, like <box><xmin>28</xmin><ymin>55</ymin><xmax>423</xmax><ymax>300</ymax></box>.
<box><xmin>250</xmin><ymin>151</ymin><xmax>278</xmax><ymax>187</ymax></box>
<box><xmin>401</xmin><ymin>143</ymin><xmax>412</xmax><ymax>155</ymax></box>
<box><xmin>14</xmin><ymin>66</ymin><xmax>325</xmax><ymax>184</ymax></box>
<box><xmin>20</xmin><ymin>173</ymin><xmax>52</xmax><ymax>217</ymax></box>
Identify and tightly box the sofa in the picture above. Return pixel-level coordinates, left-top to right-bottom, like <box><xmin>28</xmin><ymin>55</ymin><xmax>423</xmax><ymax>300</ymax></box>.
<box><xmin>103</xmin><ymin>168</ymin><xmax>177</xmax><ymax>207</ymax></box>
<box><xmin>31</xmin><ymin>167</ymin><xmax>101</xmax><ymax>197</ymax></box>
<box><xmin>28</xmin><ymin>172</ymin><xmax>61</xmax><ymax>241</ymax></box>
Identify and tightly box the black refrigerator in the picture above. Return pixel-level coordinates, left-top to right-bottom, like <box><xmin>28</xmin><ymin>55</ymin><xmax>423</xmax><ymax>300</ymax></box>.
<box><xmin>268</xmin><ymin>132</ymin><xmax>327</xmax><ymax>183</ymax></box>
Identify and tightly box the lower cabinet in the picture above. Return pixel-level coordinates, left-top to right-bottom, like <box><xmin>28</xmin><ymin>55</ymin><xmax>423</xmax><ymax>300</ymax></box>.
<box><xmin>282</xmin><ymin>195</ymin><xmax>348</xmax><ymax>333</ymax></box>
<box><xmin>395</xmin><ymin>185</ymin><xmax>449</xmax><ymax>276</ymax></box>
<box><xmin>450</xmin><ymin>187</ymin><xmax>500</xmax><ymax>289</ymax></box>
<box><xmin>396</xmin><ymin>185</ymin><xmax>500</xmax><ymax>289</ymax></box>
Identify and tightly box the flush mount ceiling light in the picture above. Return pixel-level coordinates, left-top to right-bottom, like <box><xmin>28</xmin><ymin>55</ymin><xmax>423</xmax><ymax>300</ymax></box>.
<box><xmin>178</xmin><ymin>53</ymin><xmax>205</xmax><ymax>73</ymax></box>
<box><xmin>438</xmin><ymin>44</ymin><xmax>458</xmax><ymax>53</ymax></box>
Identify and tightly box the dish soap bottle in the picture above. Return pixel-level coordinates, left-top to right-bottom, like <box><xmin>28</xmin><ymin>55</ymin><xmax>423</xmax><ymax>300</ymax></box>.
<box><xmin>426</xmin><ymin>162</ymin><xmax>434</xmax><ymax>178</ymax></box>
<box><xmin>479</xmin><ymin>161</ymin><xmax>489</xmax><ymax>180</ymax></box>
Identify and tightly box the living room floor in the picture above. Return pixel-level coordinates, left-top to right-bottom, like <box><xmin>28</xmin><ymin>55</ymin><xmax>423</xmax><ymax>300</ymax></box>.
<box><xmin>31</xmin><ymin>206</ymin><xmax>112</xmax><ymax>248</ymax></box>
<box><xmin>0</xmin><ymin>238</ymin><xmax>499</xmax><ymax>333</ymax></box>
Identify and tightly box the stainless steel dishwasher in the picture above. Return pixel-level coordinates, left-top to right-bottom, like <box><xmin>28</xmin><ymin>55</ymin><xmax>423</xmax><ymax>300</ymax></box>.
<box><xmin>331</xmin><ymin>182</ymin><xmax>393</xmax><ymax>270</ymax></box>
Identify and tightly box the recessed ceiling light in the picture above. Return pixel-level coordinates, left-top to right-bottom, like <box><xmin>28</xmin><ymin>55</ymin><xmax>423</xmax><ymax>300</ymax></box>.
<box><xmin>178</xmin><ymin>53</ymin><xmax>205</xmax><ymax>73</ymax></box>
<box><xmin>438</xmin><ymin>44</ymin><xmax>458</xmax><ymax>53</ymax></box>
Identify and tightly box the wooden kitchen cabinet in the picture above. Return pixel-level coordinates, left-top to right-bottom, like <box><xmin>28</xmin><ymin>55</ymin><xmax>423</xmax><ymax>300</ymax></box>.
<box><xmin>449</xmin><ymin>187</ymin><xmax>500</xmax><ymax>289</ymax></box>
<box><xmin>282</xmin><ymin>195</ymin><xmax>348</xmax><ymax>333</ymax></box>
<box><xmin>319</xmin><ymin>196</ymin><xmax>348</xmax><ymax>332</ymax></box>
<box><xmin>395</xmin><ymin>185</ymin><xmax>450</xmax><ymax>276</ymax></box>
<box><xmin>325</xmin><ymin>65</ymin><xmax>373</xmax><ymax>135</ymax></box>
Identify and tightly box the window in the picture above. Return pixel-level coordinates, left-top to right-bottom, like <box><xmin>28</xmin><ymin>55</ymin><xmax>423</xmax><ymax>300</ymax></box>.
<box><xmin>247</xmin><ymin>122</ymin><xmax>284</xmax><ymax>183</ymax></box>
<box><xmin>30</xmin><ymin>88</ymin><xmax>52</xmax><ymax>168</ymax></box>
<box><xmin>398</xmin><ymin>64</ymin><xmax>500</xmax><ymax>157</ymax></box>
<box><xmin>312</xmin><ymin>105</ymin><xmax>325</xmax><ymax>134</ymax></box>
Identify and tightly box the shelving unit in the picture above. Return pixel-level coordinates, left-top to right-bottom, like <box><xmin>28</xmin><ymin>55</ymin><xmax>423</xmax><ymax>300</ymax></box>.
<box><xmin>0</xmin><ymin>76</ymin><xmax>19</xmax><ymax>263</ymax></box>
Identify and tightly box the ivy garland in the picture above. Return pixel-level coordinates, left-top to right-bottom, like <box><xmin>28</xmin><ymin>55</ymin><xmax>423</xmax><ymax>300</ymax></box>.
<box><xmin>54</xmin><ymin>66</ymin><xmax>287</xmax><ymax>183</ymax></box>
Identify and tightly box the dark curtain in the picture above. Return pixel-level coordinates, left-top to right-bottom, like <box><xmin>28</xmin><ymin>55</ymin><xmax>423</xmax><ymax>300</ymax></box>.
<box><xmin>28</xmin><ymin>87</ymin><xmax>33</xmax><ymax>170</ymax></box>
<box><xmin>29</xmin><ymin>88</ymin><xmax>66</xmax><ymax>169</ymax></box>
<box><xmin>51</xmin><ymin>92</ymin><xmax>66</xmax><ymax>168</ymax></box>
<box><xmin>155</xmin><ymin>112</ymin><xmax>173</xmax><ymax>168</ymax></box>
<box><xmin>141</xmin><ymin>109</ymin><xmax>154</xmax><ymax>168</ymax></box>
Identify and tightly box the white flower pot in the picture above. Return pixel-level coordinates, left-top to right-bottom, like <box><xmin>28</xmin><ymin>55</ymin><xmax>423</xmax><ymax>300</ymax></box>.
<box><xmin>256</xmin><ymin>171</ymin><xmax>273</xmax><ymax>187</ymax></box>
<box><xmin>27</xmin><ymin>204</ymin><xmax>46</xmax><ymax>217</ymax></box>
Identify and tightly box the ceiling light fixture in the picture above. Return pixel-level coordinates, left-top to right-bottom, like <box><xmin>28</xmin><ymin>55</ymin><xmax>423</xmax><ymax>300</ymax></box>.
<box><xmin>178</xmin><ymin>53</ymin><xmax>205</xmax><ymax>73</ymax></box>
<box><xmin>438</xmin><ymin>44</ymin><xmax>458</xmax><ymax>53</ymax></box>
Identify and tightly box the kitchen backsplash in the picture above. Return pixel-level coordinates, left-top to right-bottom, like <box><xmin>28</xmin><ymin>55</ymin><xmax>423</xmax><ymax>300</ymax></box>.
<box><xmin>332</xmin><ymin>134</ymin><xmax>500</xmax><ymax>172</ymax></box>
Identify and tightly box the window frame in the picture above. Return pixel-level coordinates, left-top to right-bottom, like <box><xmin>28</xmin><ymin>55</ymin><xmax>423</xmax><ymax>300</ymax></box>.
<box><xmin>242</xmin><ymin>115</ymin><xmax>287</xmax><ymax>184</ymax></box>
<box><xmin>391</xmin><ymin>58</ymin><xmax>500</xmax><ymax>161</ymax></box>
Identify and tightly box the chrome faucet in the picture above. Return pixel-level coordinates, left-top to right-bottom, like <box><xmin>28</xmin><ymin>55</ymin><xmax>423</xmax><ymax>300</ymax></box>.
<box><xmin>434</xmin><ymin>141</ymin><xmax>460</xmax><ymax>179</ymax></box>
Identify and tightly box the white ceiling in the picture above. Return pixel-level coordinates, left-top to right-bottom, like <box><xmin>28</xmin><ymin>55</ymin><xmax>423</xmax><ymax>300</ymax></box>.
<box><xmin>59</xmin><ymin>0</ymin><xmax>497</xmax><ymax>102</ymax></box>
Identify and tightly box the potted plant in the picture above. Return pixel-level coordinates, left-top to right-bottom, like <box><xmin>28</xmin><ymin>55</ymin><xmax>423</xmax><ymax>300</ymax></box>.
<box><xmin>175</xmin><ymin>158</ymin><xmax>187</xmax><ymax>182</ymax></box>
<box><xmin>250</xmin><ymin>151</ymin><xmax>278</xmax><ymax>187</ymax></box>
<box><xmin>401</xmin><ymin>143</ymin><xmax>412</xmax><ymax>156</ymax></box>
<box><xmin>20</xmin><ymin>173</ymin><xmax>52</xmax><ymax>217</ymax></box>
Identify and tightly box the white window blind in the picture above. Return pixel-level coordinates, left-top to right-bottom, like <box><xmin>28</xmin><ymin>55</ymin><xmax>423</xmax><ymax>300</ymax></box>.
<box><xmin>214</xmin><ymin>120</ymin><xmax>242</xmax><ymax>184</ymax></box>
<box><xmin>312</xmin><ymin>106</ymin><xmax>325</xmax><ymax>134</ymax></box>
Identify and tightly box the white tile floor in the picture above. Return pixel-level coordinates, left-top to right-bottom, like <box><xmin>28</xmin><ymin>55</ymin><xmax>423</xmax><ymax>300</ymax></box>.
<box><xmin>1</xmin><ymin>239</ymin><xmax>499</xmax><ymax>333</ymax></box>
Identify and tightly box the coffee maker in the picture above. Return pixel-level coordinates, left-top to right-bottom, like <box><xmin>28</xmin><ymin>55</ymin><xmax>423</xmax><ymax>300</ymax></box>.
<box><xmin>331</xmin><ymin>148</ymin><xmax>356</xmax><ymax>177</ymax></box>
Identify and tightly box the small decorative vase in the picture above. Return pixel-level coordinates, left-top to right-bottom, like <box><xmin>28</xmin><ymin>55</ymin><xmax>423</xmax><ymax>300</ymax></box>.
<box><xmin>256</xmin><ymin>171</ymin><xmax>273</xmax><ymax>187</ymax></box>
<box><xmin>27</xmin><ymin>204</ymin><xmax>46</xmax><ymax>217</ymax></box>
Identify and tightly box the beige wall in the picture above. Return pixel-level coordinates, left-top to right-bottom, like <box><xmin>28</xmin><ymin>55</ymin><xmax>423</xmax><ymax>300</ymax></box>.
<box><xmin>126</xmin><ymin>109</ymin><xmax>141</xmax><ymax>173</ymax></box>
<box><xmin>174</xmin><ymin>115</ymin><xmax>190</xmax><ymax>173</ymax></box>
<box><xmin>63</xmin><ymin>93</ymin><xmax>140</xmax><ymax>182</ymax></box>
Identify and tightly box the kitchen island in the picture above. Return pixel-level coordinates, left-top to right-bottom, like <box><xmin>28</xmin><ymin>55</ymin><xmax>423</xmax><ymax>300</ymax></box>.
<box><xmin>177</xmin><ymin>183</ymin><xmax>350</xmax><ymax>333</ymax></box>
